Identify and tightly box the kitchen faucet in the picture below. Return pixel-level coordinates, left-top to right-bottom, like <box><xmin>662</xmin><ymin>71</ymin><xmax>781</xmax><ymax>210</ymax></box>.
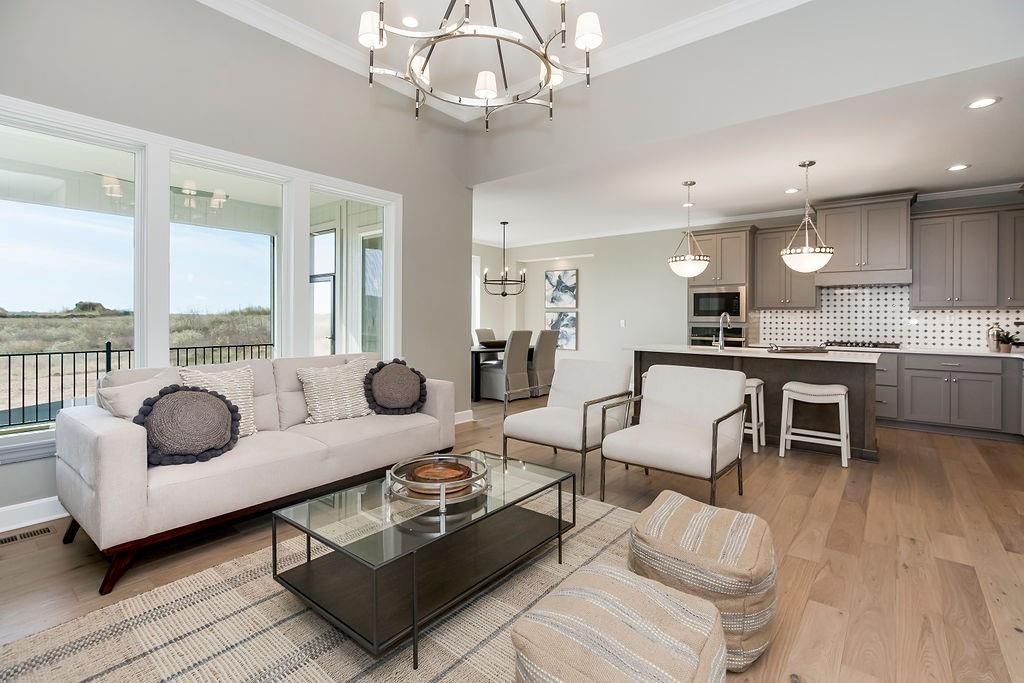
<box><xmin>718</xmin><ymin>312</ymin><xmax>732</xmax><ymax>351</ymax></box>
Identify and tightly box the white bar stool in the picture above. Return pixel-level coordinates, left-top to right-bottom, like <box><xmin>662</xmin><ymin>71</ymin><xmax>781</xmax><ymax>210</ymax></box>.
<box><xmin>779</xmin><ymin>381</ymin><xmax>850</xmax><ymax>467</ymax></box>
<box><xmin>744</xmin><ymin>377</ymin><xmax>766</xmax><ymax>453</ymax></box>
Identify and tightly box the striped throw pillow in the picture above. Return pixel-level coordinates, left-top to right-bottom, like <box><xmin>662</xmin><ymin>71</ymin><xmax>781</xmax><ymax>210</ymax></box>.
<box><xmin>179</xmin><ymin>366</ymin><xmax>257</xmax><ymax>437</ymax></box>
<box><xmin>296</xmin><ymin>357</ymin><xmax>372</xmax><ymax>424</ymax></box>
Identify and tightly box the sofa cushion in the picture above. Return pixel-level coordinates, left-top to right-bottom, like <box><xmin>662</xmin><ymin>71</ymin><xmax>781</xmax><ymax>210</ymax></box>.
<box><xmin>274</xmin><ymin>354</ymin><xmax>377</xmax><ymax>429</ymax></box>
<box><xmin>296</xmin><ymin>358</ymin><xmax>372</xmax><ymax>423</ymax></box>
<box><xmin>102</xmin><ymin>359</ymin><xmax>280</xmax><ymax>432</ymax></box>
<box><xmin>138</xmin><ymin>386</ymin><xmax>239</xmax><ymax>465</ymax></box>
<box><xmin>180</xmin><ymin>366</ymin><xmax>257</xmax><ymax>437</ymax></box>
<box><xmin>364</xmin><ymin>359</ymin><xmax>427</xmax><ymax>415</ymax></box>
<box><xmin>146</xmin><ymin>430</ymin><xmax>328</xmax><ymax>535</ymax></box>
<box><xmin>97</xmin><ymin>368</ymin><xmax>181</xmax><ymax>418</ymax></box>
<box><xmin>287</xmin><ymin>412</ymin><xmax>441</xmax><ymax>479</ymax></box>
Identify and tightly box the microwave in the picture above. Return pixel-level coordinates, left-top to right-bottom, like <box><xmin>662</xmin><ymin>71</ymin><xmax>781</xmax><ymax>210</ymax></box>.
<box><xmin>690</xmin><ymin>286</ymin><xmax>746</xmax><ymax>323</ymax></box>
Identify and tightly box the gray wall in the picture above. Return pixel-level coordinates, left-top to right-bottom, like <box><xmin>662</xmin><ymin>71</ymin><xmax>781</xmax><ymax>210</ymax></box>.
<box><xmin>472</xmin><ymin>242</ymin><xmax>509</xmax><ymax>339</ymax></box>
<box><xmin>0</xmin><ymin>0</ymin><xmax>473</xmax><ymax>507</ymax></box>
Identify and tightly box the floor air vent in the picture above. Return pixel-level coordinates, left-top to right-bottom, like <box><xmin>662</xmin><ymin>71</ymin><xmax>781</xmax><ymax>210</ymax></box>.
<box><xmin>0</xmin><ymin>526</ymin><xmax>53</xmax><ymax>547</ymax></box>
<box><xmin>0</xmin><ymin>534</ymin><xmax>17</xmax><ymax>545</ymax></box>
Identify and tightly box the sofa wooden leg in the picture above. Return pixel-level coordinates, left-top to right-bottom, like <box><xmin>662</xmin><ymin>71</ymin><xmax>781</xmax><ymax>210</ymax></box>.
<box><xmin>62</xmin><ymin>518</ymin><xmax>80</xmax><ymax>545</ymax></box>
<box><xmin>99</xmin><ymin>551</ymin><xmax>135</xmax><ymax>595</ymax></box>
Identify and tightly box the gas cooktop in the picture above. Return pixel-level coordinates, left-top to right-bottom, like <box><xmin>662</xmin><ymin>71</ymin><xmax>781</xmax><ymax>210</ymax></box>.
<box><xmin>824</xmin><ymin>341</ymin><xmax>902</xmax><ymax>349</ymax></box>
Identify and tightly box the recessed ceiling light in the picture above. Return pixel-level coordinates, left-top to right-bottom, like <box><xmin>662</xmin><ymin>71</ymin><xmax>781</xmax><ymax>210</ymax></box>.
<box><xmin>402</xmin><ymin>16</ymin><xmax>419</xmax><ymax>28</ymax></box>
<box><xmin>967</xmin><ymin>96</ymin><xmax>1000</xmax><ymax>109</ymax></box>
<box><xmin>947</xmin><ymin>163</ymin><xmax>971</xmax><ymax>172</ymax></box>
<box><xmin>784</xmin><ymin>187</ymin><xmax>800</xmax><ymax>194</ymax></box>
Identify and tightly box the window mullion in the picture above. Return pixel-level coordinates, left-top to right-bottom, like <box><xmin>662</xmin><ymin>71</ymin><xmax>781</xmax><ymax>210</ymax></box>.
<box><xmin>137</xmin><ymin>142</ymin><xmax>171</xmax><ymax>367</ymax></box>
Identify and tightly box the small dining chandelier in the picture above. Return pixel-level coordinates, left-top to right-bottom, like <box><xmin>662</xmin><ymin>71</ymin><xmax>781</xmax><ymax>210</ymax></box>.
<box><xmin>780</xmin><ymin>160</ymin><xmax>834</xmax><ymax>273</ymax></box>
<box><xmin>668</xmin><ymin>181</ymin><xmax>711</xmax><ymax>278</ymax></box>
<box><xmin>484</xmin><ymin>221</ymin><xmax>526</xmax><ymax>297</ymax></box>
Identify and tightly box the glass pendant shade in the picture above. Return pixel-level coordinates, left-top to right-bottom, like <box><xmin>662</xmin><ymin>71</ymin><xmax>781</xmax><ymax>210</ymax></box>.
<box><xmin>781</xmin><ymin>245</ymin><xmax>834</xmax><ymax>273</ymax></box>
<box><xmin>358</xmin><ymin>11</ymin><xmax>387</xmax><ymax>49</ymax></box>
<box><xmin>475</xmin><ymin>70</ymin><xmax>498</xmax><ymax>99</ymax></box>
<box><xmin>669</xmin><ymin>254</ymin><xmax>711</xmax><ymax>278</ymax></box>
<box><xmin>574</xmin><ymin>12</ymin><xmax>603</xmax><ymax>51</ymax></box>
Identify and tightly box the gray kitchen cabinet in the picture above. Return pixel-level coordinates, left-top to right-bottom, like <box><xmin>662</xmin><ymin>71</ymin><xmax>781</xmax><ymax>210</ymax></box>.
<box><xmin>691</xmin><ymin>229</ymin><xmax>752</xmax><ymax>286</ymax></box>
<box><xmin>998</xmin><ymin>209</ymin><xmax>1024</xmax><ymax>307</ymax></box>
<box><xmin>950</xmin><ymin>372</ymin><xmax>1002</xmax><ymax>431</ymax></box>
<box><xmin>814</xmin><ymin>193</ymin><xmax>914</xmax><ymax>286</ymax></box>
<box><xmin>754</xmin><ymin>229</ymin><xmax>817</xmax><ymax>309</ymax></box>
<box><xmin>875</xmin><ymin>385</ymin><xmax>899</xmax><ymax>419</ymax></box>
<box><xmin>911</xmin><ymin>216</ymin><xmax>955</xmax><ymax>307</ymax></box>
<box><xmin>901</xmin><ymin>369</ymin><xmax>951</xmax><ymax>424</ymax></box>
<box><xmin>953</xmin><ymin>213</ymin><xmax>999</xmax><ymax>307</ymax></box>
<box><xmin>875</xmin><ymin>353</ymin><xmax>897</xmax><ymax>386</ymax></box>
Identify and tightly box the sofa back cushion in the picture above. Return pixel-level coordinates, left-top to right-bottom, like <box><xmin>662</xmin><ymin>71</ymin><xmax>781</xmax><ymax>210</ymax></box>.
<box><xmin>101</xmin><ymin>359</ymin><xmax>280</xmax><ymax>431</ymax></box>
<box><xmin>274</xmin><ymin>354</ymin><xmax>378</xmax><ymax>429</ymax></box>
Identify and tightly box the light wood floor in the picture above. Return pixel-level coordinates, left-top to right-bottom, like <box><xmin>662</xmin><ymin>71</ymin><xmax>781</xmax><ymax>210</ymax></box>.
<box><xmin>3</xmin><ymin>397</ymin><xmax>1023</xmax><ymax>682</ymax></box>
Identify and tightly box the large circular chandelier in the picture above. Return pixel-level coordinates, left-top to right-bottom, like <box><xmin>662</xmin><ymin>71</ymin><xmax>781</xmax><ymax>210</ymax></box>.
<box><xmin>358</xmin><ymin>1</ymin><xmax>603</xmax><ymax>130</ymax></box>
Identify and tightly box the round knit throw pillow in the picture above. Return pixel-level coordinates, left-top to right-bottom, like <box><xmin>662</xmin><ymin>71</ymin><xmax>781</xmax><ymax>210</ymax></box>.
<box><xmin>133</xmin><ymin>385</ymin><xmax>240</xmax><ymax>466</ymax></box>
<box><xmin>364</xmin><ymin>359</ymin><xmax>427</xmax><ymax>415</ymax></box>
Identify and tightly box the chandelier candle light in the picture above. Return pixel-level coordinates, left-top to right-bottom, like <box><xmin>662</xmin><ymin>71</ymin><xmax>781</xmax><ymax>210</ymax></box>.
<box><xmin>668</xmin><ymin>181</ymin><xmax>711</xmax><ymax>278</ymax></box>
<box><xmin>484</xmin><ymin>221</ymin><xmax>526</xmax><ymax>297</ymax></box>
<box><xmin>358</xmin><ymin>0</ymin><xmax>602</xmax><ymax>130</ymax></box>
<box><xmin>780</xmin><ymin>160</ymin><xmax>835</xmax><ymax>273</ymax></box>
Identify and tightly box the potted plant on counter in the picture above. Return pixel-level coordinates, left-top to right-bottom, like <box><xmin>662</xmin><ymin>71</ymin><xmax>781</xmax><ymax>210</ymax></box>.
<box><xmin>996</xmin><ymin>329</ymin><xmax>1017</xmax><ymax>353</ymax></box>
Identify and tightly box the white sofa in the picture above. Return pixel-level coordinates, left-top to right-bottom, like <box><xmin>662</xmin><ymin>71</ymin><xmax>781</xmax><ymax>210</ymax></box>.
<box><xmin>55</xmin><ymin>354</ymin><xmax>455</xmax><ymax>594</ymax></box>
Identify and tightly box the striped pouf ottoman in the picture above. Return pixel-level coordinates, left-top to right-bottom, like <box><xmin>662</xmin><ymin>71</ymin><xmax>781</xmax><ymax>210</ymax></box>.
<box><xmin>629</xmin><ymin>491</ymin><xmax>777</xmax><ymax>672</ymax></box>
<box><xmin>511</xmin><ymin>564</ymin><xmax>727</xmax><ymax>682</ymax></box>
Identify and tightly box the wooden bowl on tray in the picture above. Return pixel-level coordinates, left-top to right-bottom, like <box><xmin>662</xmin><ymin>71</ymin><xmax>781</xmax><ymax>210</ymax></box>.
<box><xmin>407</xmin><ymin>461</ymin><xmax>473</xmax><ymax>496</ymax></box>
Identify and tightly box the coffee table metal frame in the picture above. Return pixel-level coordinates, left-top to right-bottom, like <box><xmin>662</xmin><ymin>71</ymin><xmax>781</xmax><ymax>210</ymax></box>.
<box><xmin>271</xmin><ymin>452</ymin><xmax>575</xmax><ymax>669</ymax></box>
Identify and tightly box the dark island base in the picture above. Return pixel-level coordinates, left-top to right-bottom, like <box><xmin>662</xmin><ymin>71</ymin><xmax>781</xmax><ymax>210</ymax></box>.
<box><xmin>635</xmin><ymin>351</ymin><xmax>879</xmax><ymax>462</ymax></box>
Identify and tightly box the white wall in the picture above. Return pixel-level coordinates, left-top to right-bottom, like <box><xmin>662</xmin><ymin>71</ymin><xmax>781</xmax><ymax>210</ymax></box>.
<box><xmin>0</xmin><ymin>0</ymin><xmax>473</xmax><ymax>508</ymax></box>
<box><xmin>471</xmin><ymin>242</ymin><xmax>509</xmax><ymax>339</ymax></box>
<box><xmin>500</xmin><ymin>229</ymin><xmax>691</xmax><ymax>369</ymax></box>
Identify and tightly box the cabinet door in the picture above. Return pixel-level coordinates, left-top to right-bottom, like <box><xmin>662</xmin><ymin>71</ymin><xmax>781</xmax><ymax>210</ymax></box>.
<box><xmin>818</xmin><ymin>207</ymin><xmax>862</xmax><ymax>272</ymax></box>
<box><xmin>953</xmin><ymin>213</ymin><xmax>999</xmax><ymax>307</ymax></box>
<box><xmin>901</xmin><ymin>369</ymin><xmax>951</xmax><ymax>424</ymax></box>
<box><xmin>911</xmin><ymin>217</ymin><xmax>954</xmax><ymax>307</ymax></box>
<box><xmin>861</xmin><ymin>201</ymin><xmax>908</xmax><ymax>271</ymax></box>
<box><xmin>998</xmin><ymin>210</ymin><xmax>1024</xmax><ymax>307</ymax></box>
<box><xmin>785</xmin><ymin>269</ymin><xmax>817</xmax><ymax>308</ymax></box>
<box><xmin>950</xmin><ymin>372</ymin><xmax>1002</xmax><ymax>430</ymax></box>
<box><xmin>717</xmin><ymin>233</ymin><xmax>748</xmax><ymax>285</ymax></box>
<box><xmin>754</xmin><ymin>233</ymin><xmax>786</xmax><ymax>308</ymax></box>
<box><xmin>690</xmin><ymin>235</ymin><xmax>719</xmax><ymax>286</ymax></box>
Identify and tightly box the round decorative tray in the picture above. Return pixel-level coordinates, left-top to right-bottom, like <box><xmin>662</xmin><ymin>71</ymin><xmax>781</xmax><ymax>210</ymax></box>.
<box><xmin>386</xmin><ymin>453</ymin><xmax>490</xmax><ymax>511</ymax></box>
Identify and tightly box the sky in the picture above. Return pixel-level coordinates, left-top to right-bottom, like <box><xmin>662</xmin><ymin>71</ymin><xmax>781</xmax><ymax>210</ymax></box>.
<box><xmin>0</xmin><ymin>199</ymin><xmax>273</xmax><ymax>314</ymax></box>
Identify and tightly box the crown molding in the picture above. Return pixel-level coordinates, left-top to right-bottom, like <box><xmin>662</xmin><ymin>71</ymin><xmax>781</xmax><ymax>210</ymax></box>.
<box><xmin>197</xmin><ymin>0</ymin><xmax>816</xmax><ymax>126</ymax></box>
<box><xmin>917</xmin><ymin>183</ymin><xmax>1023</xmax><ymax>202</ymax></box>
<box><xmin>194</xmin><ymin>0</ymin><xmax>476</xmax><ymax>122</ymax></box>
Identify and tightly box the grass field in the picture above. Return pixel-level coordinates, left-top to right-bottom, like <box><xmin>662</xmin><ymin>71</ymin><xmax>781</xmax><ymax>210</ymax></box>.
<box><xmin>0</xmin><ymin>307</ymin><xmax>272</xmax><ymax>422</ymax></box>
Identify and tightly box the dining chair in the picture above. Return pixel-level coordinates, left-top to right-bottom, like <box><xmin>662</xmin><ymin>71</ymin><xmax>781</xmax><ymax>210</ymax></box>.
<box><xmin>479</xmin><ymin>330</ymin><xmax>532</xmax><ymax>401</ymax></box>
<box><xmin>502</xmin><ymin>358</ymin><xmax>632</xmax><ymax>495</ymax></box>
<box><xmin>474</xmin><ymin>327</ymin><xmax>500</xmax><ymax>364</ymax></box>
<box><xmin>527</xmin><ymin>330</ymin><xmax>558</xmax><ymax>397</ymax></box>
<box><xmin>599</xmin><ymin>365</ymin><xmax>747</xmax><ymax>506</ymax></box>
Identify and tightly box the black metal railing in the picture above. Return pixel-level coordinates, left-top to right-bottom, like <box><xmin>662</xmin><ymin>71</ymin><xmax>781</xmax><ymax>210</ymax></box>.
<box><xmin>0</xmin><ymin>341</ymin><xmax>273</xmax><ymax>429</ymax></box>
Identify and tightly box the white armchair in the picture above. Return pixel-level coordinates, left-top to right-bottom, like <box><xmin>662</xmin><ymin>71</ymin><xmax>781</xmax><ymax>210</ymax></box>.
<box><xmin>599</xmin><ymin>365</ymin><xmax>747</xmax><ymax>506</ymax></box>
<box><xmin>502</xmin><ymin>358</ymin><xmax>632</xmax><ymax>495</ymax></box>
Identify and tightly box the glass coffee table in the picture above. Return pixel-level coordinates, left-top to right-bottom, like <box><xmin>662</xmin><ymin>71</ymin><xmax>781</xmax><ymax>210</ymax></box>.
<box><xmin>272</xmin><ymin>450</ymin><xmax>575</xmax><ymax>669</ymax></box>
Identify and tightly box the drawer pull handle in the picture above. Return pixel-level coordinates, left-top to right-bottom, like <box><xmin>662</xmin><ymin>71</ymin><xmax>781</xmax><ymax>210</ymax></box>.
<box><xmin>876</xmin><ymin>399</ymin><xmax>888</xmax><ymax>404</ymax></box>
<box><xmin>877</xmin><ymin>368</ymin><xmax>888</xmax><ymax>372</ymax></box>
<box><xmin>940</xmin><ymin>362</ymin><xmax>961</xmax><ymax>367</ymax></box>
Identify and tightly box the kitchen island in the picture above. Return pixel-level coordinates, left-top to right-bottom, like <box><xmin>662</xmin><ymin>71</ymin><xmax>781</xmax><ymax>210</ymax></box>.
<box><xmin>634</xmin><ymin>345</ymin><xmax>881</xmax><ymax>461</ymax></box>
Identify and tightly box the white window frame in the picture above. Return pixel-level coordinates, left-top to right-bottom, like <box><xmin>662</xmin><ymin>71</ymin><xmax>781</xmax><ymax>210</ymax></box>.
<box><xmin>0</xmin><ymin>93</ymin><xmax>403</xmax><ymax>454</ymax></box>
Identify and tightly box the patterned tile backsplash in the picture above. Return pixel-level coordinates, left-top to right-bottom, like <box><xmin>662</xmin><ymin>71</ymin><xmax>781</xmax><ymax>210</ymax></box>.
<box><xmin>755</xmin><ymin>285</ymin><xmax>1024</xmax><ymax>348</ymax></box>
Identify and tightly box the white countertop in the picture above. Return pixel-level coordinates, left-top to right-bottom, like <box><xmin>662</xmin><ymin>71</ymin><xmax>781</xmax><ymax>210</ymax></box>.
<box><xmin>634</xmin><ymin>344</ymin><xmax>881</xmax><ymax>364</ymax></box>
<box><xmin>754</xmin><ymin>344</ymin><xmax>1024</xmax><ymax>360</ymax></box>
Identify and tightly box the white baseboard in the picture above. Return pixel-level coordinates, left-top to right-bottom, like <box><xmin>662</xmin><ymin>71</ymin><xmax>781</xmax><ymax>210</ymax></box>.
<box><xmin>0</xmin><ymin>496</ymin><xmax>68</xmax><ymax>534</ymax></box>
<box><xmin>455</xmin><ymin>410</ymin><xmax>475</xmax><ymax>425</ymax></box>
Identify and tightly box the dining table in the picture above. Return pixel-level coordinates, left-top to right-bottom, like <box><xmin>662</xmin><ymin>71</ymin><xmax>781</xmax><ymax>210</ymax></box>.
<box><xmin>470</xmin><ymin>344</ymin><xmax>535</xmax><ymax>402</ymax></box>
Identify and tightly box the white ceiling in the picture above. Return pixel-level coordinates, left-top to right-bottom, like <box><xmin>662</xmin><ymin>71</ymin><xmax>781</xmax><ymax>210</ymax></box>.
<box><xmin>197</xmin><ymin>0</ymin><xmax>814</xmax><ymax>121</ymax></box>
<box><xmin>473</xmin><ymin>58</ymin><xmax>1024</xmax><ymax>246</ymax></box>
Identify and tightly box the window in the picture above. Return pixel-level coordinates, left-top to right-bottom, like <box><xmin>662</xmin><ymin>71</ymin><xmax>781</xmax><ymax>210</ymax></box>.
<box><xmin>0</xmin><ymin>123</ymin><xmax>135</xmax><ymax>427</ymax></box>
<box><xmin>309</xmin><ymin>192</ymin><xmax>386</xmax><ymax>356</ymax></box>
<box><xmin>168</xmin><ymin>161</ymin><xmax>279</xmax><ymax>366</ymax></box>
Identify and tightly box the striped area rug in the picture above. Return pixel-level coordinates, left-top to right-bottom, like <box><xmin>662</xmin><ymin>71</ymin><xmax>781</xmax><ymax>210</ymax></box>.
<box><xmin>0</xmin><ymin>497</ymin><xmax>637</xmax><ymax>682</ymax></box>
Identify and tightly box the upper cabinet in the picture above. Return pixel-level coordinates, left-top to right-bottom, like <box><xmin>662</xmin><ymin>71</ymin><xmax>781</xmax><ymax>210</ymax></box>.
<box><xmin>690</xmin><ymin>227</ymin><xmax>754</xmax><ymax>287</ymax></box>
<box><xmin>814</xmin><ymin>193</ymin><xmax>915</xmax><ymax>287</ymax></box>
<box><xmin>910</xmin><ymin>211</ymin><xmax>999</xmax><ymax>308</ymax></box>
<box><xmin>754</xmin><ymin>228</ymin><xmax>817</xmax><ymax>309</ymax></box>
<box><xmin>998</xmin><ymin>209</ymin><xmax>1024</xmax><ymax>307</ymax></box>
